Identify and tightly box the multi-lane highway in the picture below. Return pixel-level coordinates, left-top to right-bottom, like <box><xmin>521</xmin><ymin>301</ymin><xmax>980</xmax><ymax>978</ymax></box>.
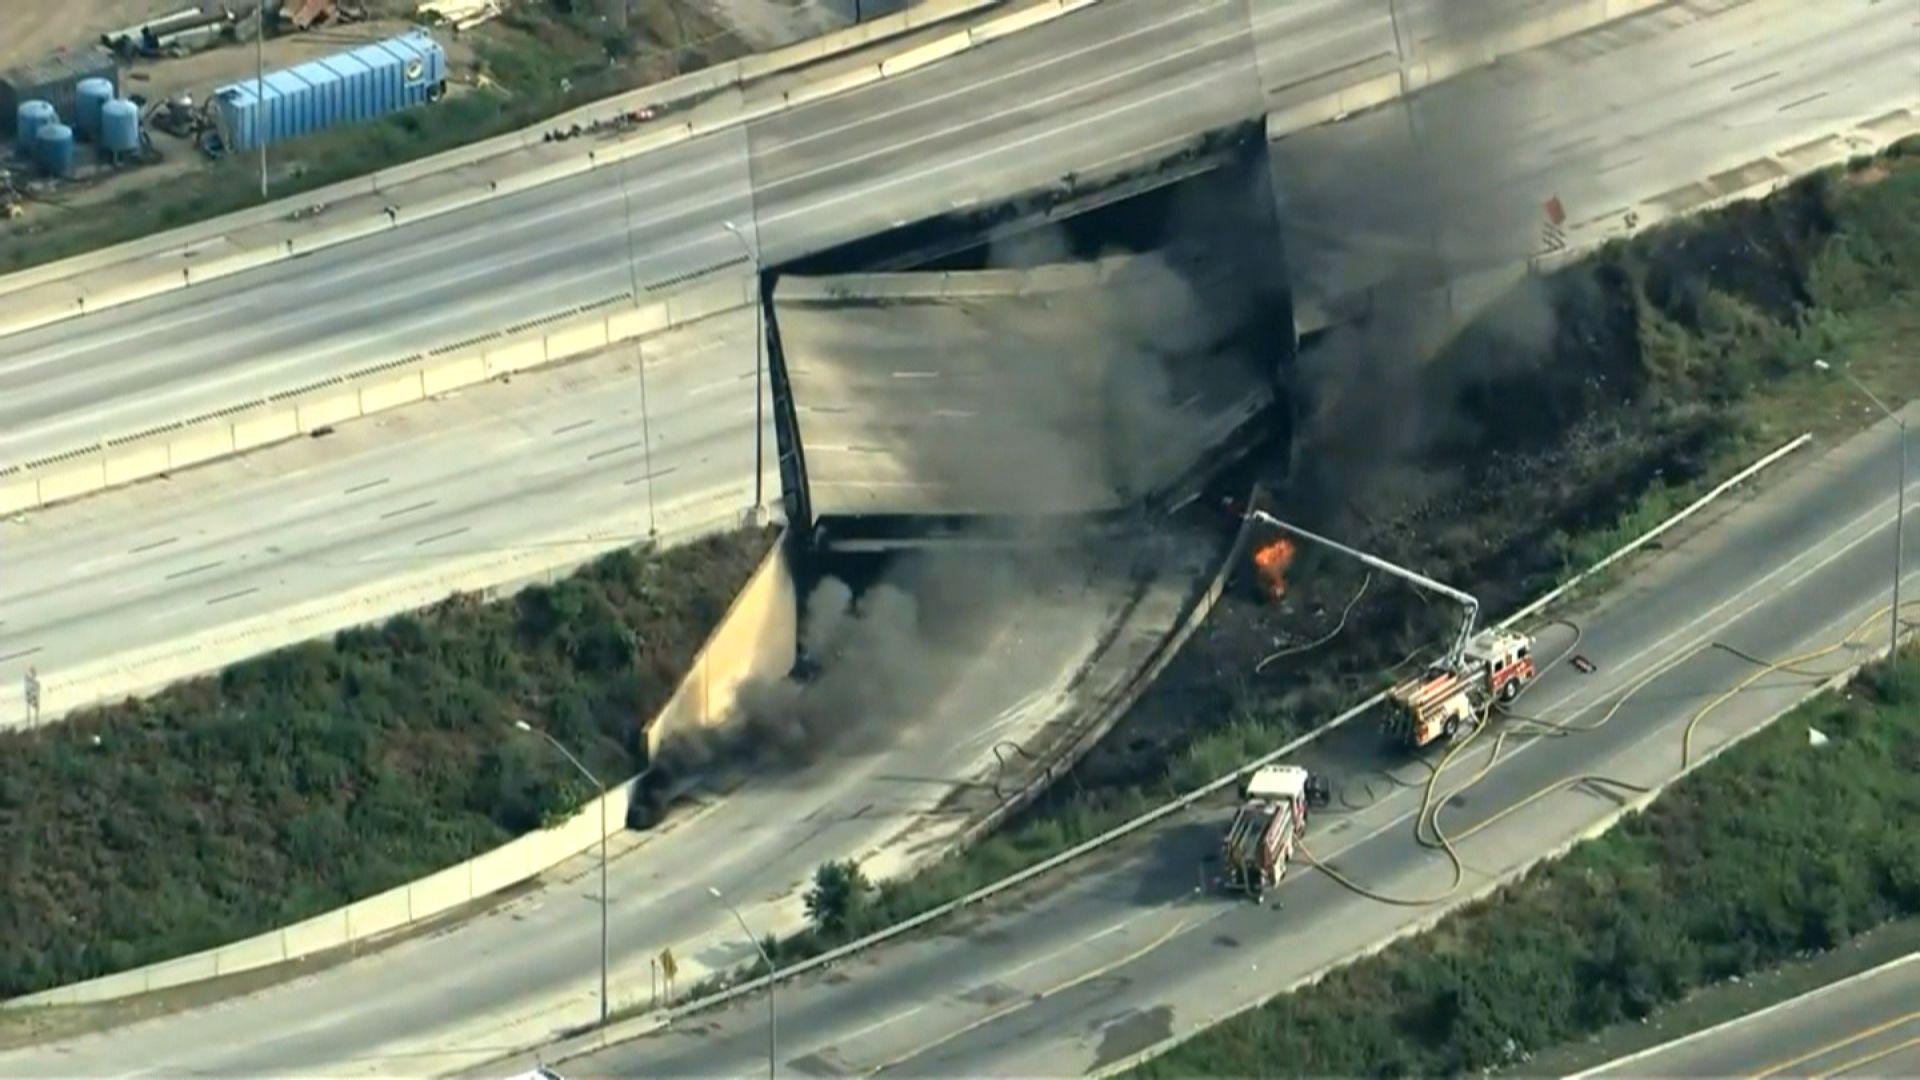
<box><xmin>0</xmin><ymin>534</ymin><xmax>1206</xmax><ymax>1075</ymax></box>
<box><xmin>1274</xmin><ymin>0</ymin><xmax>1920</xmax><ymax>317</ymax></box>
<box><xmin>1577</xmin><ymin>953</ymin><xmax>1920</xmax><ymax>1078</ymax></box>
<box><xmin>1</xmin><ymin>0</ymin><xmax>1914</xmax><ymax>1072</ymax></box>
<box><xmin>0</xmin><ymin>310</ymin><xmax>770</xmax><ymax>726</ymax></box>
<box><xmin>555</xmin><ymin>384</ymin><xmax>1920</xmax><ymax>1077</ymax></box>
<box><xmin>1</xmin><ymin>0</ymin><xmax>1546</xmax><ymax>475</ymax></box>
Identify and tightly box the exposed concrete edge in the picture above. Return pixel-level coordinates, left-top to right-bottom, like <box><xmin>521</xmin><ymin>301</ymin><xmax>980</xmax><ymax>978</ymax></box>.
<box><xmin>4</xmin><ymin>528</ymin><xmax>791</xmax><ymax>1010</ymax></box>
<box><xmin>0</xmin><ymin>277</ymin><xmax>756</xmax><ymax>518</ymax></box>
<box><xmin>533</xmin><ymin>432</ymin><xmax>1814</xmax><ymax>1072</ymax></box>
<box><xmin>0</xmin><ymin>0</ymin><xmax>1048</xmax><ymax>336</ymax></box>
<box><xmin>775</xmin><ymin>252</ymin><xmax>1168</xmax><ymax>303</ymax></box>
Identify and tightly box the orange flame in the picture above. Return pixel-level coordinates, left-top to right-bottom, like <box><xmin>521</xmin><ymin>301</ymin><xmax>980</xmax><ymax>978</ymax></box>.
<box><xmin>1253</xmin><ymin>536</ymin><xmax>1296</xmax><ymax>600</ymax></box>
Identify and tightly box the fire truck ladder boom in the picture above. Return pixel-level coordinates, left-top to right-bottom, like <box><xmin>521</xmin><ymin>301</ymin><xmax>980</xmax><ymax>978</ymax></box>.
<box><xmin>1246</xmin><ymin>509</ymin><xmax>1482</xmax><ymax>664</ymax></box>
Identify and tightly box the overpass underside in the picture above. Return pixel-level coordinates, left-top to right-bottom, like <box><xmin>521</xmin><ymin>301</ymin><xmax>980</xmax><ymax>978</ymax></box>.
<box><xmin>770</xmin><ymin>247</ymin><xmax>1287</xmax><ymax>551</ymax></box>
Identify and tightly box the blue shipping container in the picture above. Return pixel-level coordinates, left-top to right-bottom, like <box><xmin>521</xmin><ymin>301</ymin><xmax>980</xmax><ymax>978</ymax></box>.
<box><xmin>213</xmin><ymin>28</ymin><xmax>445</xmax><ymax>154</ymax></box>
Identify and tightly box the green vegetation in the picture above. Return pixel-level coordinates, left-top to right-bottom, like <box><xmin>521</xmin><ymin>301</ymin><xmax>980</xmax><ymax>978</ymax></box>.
<box><xmin>0</xmin><ymin>1</ymin><xmax>745</xmax><ymax>273</ymax></box>
<box><xmin>1521</xmin><ymin>914</ymin><xmax>1920</xmax><ymax>1077</ymax></box>
<box><xmin>716</xmin><ymin>141</ymin><xmax>1920</xmax><ymax>975</ymax></box>
<box><xmin>0</xmin><ymin>528</ymin><xmax>773</xmax><ymax>999</ymax></box>
<box><xmin>1134</xmin><ymin>647</ymin><xmax>1920</xmax><ymax>1078</ymax></box>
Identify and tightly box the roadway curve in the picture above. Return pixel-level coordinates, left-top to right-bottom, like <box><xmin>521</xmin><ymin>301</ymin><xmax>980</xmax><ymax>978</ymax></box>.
<box><xmin>2</xmin><ymin>0</ymin><xmax>1486</xmax><ymax>473</ymax></box>
<box><xmin>0</xmin><ymin>535</ymin><xmax>1204</xmax><ymax>1075</ymax></box>
<box><xmin>554</xmin><ymin>372</ymin><xmax>1920</xmax><ymax>1077</ymax></box>
<box><xmin>1577</xmin><ymin>953</ymin><xmax>1920</xmax><ymax>1078</ymax></box>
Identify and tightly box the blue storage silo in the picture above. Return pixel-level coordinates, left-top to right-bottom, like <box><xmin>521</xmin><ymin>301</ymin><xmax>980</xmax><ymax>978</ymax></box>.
<box><xmin>35</xmin><ymin>122</ymin><xmax>74</xmax><ymax>177</ymax></box>
<box><xmin>74</xmin><ymin>77</ymin><xmax>113</xmax><ymax>141</ymax></box>
<box><xmin>100</xmin><ymin>98</ymin><xmax>139</xmax><ymax>155</ymax></box>
<box><xmin>212</xmin><ymin>29</ymin><xmax>446</xmax><ymax>154</ymax></box>
<box><xmin>15</xmin><ymin>98</ymin><xmax>56</xmax><ymax>146</ymax></box>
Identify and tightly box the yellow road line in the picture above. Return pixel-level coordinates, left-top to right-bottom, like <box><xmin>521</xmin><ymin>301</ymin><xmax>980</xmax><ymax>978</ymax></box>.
<box><xmin>1750</xmin><ymin>1009</ymin><xmax>1920</xmax><ymax>1078</ymax></box>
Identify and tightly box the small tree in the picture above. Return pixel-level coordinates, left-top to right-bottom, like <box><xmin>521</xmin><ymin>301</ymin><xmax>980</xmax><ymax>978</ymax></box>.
<box><xmin>804</xmin><ymin>860</ymin><xmax>871</xmax><ymax>936</ymax></box>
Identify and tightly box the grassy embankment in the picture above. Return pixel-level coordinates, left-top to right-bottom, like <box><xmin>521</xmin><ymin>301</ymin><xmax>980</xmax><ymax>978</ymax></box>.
<box><xmin>0</xmin><ymin>528</ymin><xmax>772</xmax><ymax>999</ymax></box>
<box><xmin>749</xmin><ymin>140</ymin><xmax>1920</xmax><ymax>971</ymax></box>
<box><xmin>0</xmin><ymin>1</ymin><xmax>744</xmax><ymax>274</ymax></box>
<box><xmin>1134</xmin><ymin>646</ymin><xmax>1920</xmax><ymax>1077</ymax></box>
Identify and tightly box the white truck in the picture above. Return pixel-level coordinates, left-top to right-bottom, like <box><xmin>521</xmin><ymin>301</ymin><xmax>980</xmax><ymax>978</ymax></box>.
<box><xmin>1221</xmin><ymin>765</ymin><xmax>1330</xmax><ymax>902</ymax></box>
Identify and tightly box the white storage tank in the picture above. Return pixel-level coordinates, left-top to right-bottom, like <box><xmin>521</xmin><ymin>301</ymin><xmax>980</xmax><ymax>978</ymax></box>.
<box><xmin>74</xmin><ymin>77</ymin><xmax>113</xmax><ymax>141</ymax></box>
<box><xmin>15</xmin><ymin>98</ymin><xmax>56</xmax><ymax>145</ymax></box>
<box><xmin>99</xmin><ymin>98</ymin><xmax>139</xmax><ymax>155</ymax></box>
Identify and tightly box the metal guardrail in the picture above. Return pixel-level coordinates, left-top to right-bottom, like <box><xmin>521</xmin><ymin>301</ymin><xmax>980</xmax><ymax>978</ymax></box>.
<box><xmin>525</xmin><ymin>431</ymin><xmax>1816</xmax><ymax>1072</ymax></box>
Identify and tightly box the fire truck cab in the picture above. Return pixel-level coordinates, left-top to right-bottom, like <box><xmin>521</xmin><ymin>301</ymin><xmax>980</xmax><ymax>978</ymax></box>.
<box><xmin>1385</xmin><ymin>628</ymin><xmax>1536</xmax><ymax>749</ymax></box>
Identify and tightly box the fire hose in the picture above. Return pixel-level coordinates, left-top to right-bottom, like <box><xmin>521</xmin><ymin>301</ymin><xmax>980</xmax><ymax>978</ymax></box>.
<box><xmin>1299</xmin><ymin>599</ymin><xmax>1915</xmax><ymax>908</ymax></box>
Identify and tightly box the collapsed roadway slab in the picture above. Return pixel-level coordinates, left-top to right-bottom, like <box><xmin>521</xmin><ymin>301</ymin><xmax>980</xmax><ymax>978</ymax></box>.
<box><xmin>770</xmin><ymin>251</ymin><xmax>1284</xmax><ymax>549</ymax></box>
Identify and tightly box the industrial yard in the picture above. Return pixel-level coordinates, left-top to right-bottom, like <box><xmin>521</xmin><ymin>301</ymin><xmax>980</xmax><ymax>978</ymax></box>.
<box><xmin>0</xmin><ymin>0</ymin><xmax>739</xmax><ymax>261</ymax></box>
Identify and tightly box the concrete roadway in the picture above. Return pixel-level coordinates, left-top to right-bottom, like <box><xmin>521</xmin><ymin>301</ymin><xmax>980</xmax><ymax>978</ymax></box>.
<box><xmin>1578</xmin><ymin>953</ymin><xmax>1920</xmax><ymax>1078</ymax></box>
<box><xmin>0</xmin><ymin>309</ymin><xmax>772</xmax><ymax>728</ymax></box>
<box><xmin>0</xmin><ymin>528</ymin><xmax>1200</xmax><ymax>1075</ymax></box>
<box><xmin>559</xmin><ymin>403</ymin><xmax>1920</xmax><ymax>1074</ymax></box>
<box><xmin>1275</xmin><ymin>0</ymin><xmax>1920</xmax><ymax>319</ymax></box>
<box><xmin>2</xmin><ymin>0</ymin><xmax>1527</xmax><ymax>473</ymax></box>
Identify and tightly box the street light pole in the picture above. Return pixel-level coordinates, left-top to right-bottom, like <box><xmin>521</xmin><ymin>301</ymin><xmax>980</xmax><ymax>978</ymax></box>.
<box><xmin>255</xmin><ymin>1</ymin><xmax>268</xmax><ymax>199</ymax></box>
<box><xmin>721</xmin><ymin>220</ymin><xmax>765</xmax><ymax>517</ymax></box>
<box><xmin>1816</xmin><ymin>359</ymin><xmax>1906</xmax><ymax>678</ymax></box>
<box><xmin>516</xmin><ymin>721</ymin><xmax>609</xmax><ymax>1025</ymax></box>
<box><xmin>708</xmin><ymin>886</ymin><xmax>775</xmax><ymax>1079</ymax></box>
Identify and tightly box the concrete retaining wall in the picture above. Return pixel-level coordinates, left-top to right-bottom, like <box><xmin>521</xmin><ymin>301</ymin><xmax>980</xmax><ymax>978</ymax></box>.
<box><xmin>645</xmin><ymin>538</ymin><xmax>799</xmax><ymax>759</ymax></box>
<box><xmin>0</xmin><ymin>276</ymin><xmax>757</xmax><ymax>517</ymax></box>
<box><xmin>7</xmin><ymin>532</ymin><xmax>795</xmax><ymax>1010</ymax></box>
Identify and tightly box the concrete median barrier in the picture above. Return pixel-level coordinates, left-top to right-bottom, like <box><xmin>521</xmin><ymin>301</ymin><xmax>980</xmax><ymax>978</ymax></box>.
<box><xmin>879</xmin><ymin>32</ymin><xmax>973</xmax><ymax>79</ymax></box>
<box><xmin>2</xmin><ymin>278</ymin><xmax>754</xmax><ymax>519</ymax></box>
<box><xmin>971</xmin><ymin>0</ymin><xmax>1063</xmax><ymax>44</ymax></box>
<box><xmin>6</xmin><ymin>534</ymin><xmax>790</xmax><ymax>1010</ymax></box>
<box><xmin>782</xmin><ymin>63</ymin><xmax>886</xmax><ymax>110</ymax></box>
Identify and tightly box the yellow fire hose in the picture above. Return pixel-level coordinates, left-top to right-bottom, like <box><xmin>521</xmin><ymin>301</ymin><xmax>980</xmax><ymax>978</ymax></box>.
<box><xmin>1298</xmin><ymin>600</ymin><xmax>1912</xmax><ymax>907</ymax></box>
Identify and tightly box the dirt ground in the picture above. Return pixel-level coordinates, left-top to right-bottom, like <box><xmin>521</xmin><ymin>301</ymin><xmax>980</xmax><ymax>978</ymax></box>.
<box><xmin>4</xmin><ymin>1</ymin><xmax>187</xmax><ymax>70</ymax></box>
<box><xmin>4</xmin><ymin>11</ymin><xmax>466</xmax><ymax>219</ymax></box>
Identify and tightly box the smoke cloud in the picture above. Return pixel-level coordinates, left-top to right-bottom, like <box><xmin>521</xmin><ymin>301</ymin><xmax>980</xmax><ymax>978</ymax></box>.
<box><xmin>1269</xmin><ymin>0</ymin><xmax>1559</xmax><ymax>523</ymax></box>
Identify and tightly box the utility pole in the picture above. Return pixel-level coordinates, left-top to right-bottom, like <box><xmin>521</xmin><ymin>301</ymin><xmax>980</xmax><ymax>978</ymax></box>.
<box><xmin>516</xmin><ymin>721</ymin><xmax>610</xmax><ymax>1025</ymax></box>
<box><xmin>721</xmin><ymin>221</ymin><xmax>765</xmax><ymax>517</ymax></box>
<box><xmin>1816</xmin><ymin>359</ymin><xmax>1906</xmax><ymax>683</ymax></box>
<box><xmin>256</xmin><ymin>0</ymin><xmax>268</xmax><ymax>199</ymax></box>
<box><xmin>618</xmin><ymin>174</ymin><xmax>658</xmax><ymax>536</ymax></box>
<box><xmin>709</xmin><ymin>887</ymin><xmax>776</xmax><ymax>1079</ymax></box>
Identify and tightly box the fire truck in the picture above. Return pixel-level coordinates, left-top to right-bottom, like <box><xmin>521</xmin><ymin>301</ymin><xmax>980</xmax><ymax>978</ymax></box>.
<box><xmin>1222</xmin><ymin>765</ymin><xmax>1331</xmax><ymax>902</ymax></box>
<box><xmin>1241</xmin><ymin>508</ymin><xmax>1538</xmax><ymax>752</ymax></box>
<box><xmin>1385</xmin><ymin>627</ymin><xmax>1536</xmax><ymax>748</ymax></box>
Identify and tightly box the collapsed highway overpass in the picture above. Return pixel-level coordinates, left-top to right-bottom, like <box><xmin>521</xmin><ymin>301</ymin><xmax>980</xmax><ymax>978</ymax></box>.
<box><xmin>768</xmin><ymin>248</ymin><xmax>1286</xmax><ymax>549</ymax></box>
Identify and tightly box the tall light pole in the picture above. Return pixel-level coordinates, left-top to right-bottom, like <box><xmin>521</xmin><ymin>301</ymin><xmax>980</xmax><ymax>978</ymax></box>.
<box><xmin>707</xmin><ymin>885</ymin><xmax>775</xmax><ymax>1079</ymax></box>
<box><xmin>1816</xmin><ymin>359</ymin><xmax>1906</xmax><ymax>676</ymax></box>
<box><xmin>721</xmin><ymin>220</ymin><xmax>765</xmax><ymax>516</ymax></box>
<box><xmin>516</xmin><ymin>720</ymin><xmax>610</xmax><ymax>1025</ymax></box>
<box><xmin>255</xmin><ymin>0</ymin><xmax>268</xmax><ymax>199</ymax></box>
